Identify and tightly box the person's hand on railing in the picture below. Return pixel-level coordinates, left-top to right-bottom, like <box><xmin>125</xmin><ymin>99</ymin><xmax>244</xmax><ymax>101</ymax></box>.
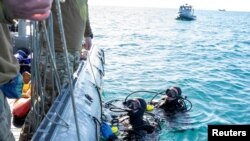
<box><xmin>83</xmin><ymin>37</ymin><xmax>92</xmax><ymax>50</ymax></box>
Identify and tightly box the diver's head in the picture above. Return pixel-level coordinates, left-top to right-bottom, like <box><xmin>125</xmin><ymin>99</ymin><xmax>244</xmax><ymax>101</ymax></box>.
<box><xmin>125</xmin><ymin>98</ymin><xmax>146</xmax><ymax>115</ymax></box>
<box><xmin>124</xmin><ymin>98</ymin><xmax>147</xmax><ymax>128</ymax></box>
<box><xmin>165</xmin><ymin>86</ymin><xmax>182</xmax><ymax>100</ymax></box>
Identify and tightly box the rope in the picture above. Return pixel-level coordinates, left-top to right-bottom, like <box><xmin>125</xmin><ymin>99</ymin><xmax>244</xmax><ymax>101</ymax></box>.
<box><xmin>55</xmin><ymin>0</ymin><xmax>81</xmax><ymax>140</ymax></box>
<box><xmin>86</xmin><ymin>47</ymin><xmax>104</xmax><ymax>122</ymax></box>
<box><xmin>124</xmin><ymin>90</ymin><xmax>161</xmax><ymax>103</ymax></box>
<box><xmin>30</xmin><ymin>21</ymin><xmax>43</xmax><ymax>126</ymax></box>
<box><xmin>29</xmin><ymin>17</ymin><xmax>70</xmax><ymax>131</ymax></box>
<box><xmin>87</xmin><ymin>49</ymin><xmax>99</xmax><ymax>89</ymax></box>
<box><xmin>40</xmin><ymin>18</ymin><xmax>69</xmax><ymax>128</ymax></box>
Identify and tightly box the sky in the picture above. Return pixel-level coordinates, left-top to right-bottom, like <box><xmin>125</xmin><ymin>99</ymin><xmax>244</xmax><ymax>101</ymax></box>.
<box><xmin>89</xmin><ymin>0</ymin><xmax>250</xmax><ymax>12</ymax></box>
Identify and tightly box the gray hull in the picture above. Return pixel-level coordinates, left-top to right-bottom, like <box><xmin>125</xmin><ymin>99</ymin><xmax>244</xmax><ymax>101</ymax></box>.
<box><xmin>32</xmin><ymin>46</ymin><xmax>105</xmax><ymax>141</ymax></box>
<box><xmin>176</xmin><ymin>15</ymin><xmax>196</xmax><ymax>21</ymax></box>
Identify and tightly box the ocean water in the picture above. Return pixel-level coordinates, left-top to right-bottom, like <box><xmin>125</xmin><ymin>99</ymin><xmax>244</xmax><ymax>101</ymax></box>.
<box><xmin>89</xmin><ymin>6</ymin><xmax>250</xmax><ymax>141</ymax></box>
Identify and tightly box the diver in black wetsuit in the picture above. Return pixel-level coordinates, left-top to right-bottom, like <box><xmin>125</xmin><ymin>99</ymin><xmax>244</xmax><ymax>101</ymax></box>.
<box><xmin>153</xmin><ymin>86</ymin><xmax>189</xmax><ymax>116</ymax></box>
<box><xmin>123</xmin><ymin>98</ymin><xmax>158</xmax><ymax>140</ymax></box>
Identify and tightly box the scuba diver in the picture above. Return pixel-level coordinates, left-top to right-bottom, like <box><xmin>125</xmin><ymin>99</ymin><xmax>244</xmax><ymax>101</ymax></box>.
<box><xmin>124</xmin><ymin>98</ymin><xmax>158</xmax><ymax>137</ymax></box>
<box><xmin>102</xmin><ymin>98</ymin><xmax>161</xmax><ymax>141</ymax></box>
<box><xmin>151</xmin><ymin>86</ymin><xmax>191</xmax><ymax>116</ymax></box>
<box><xmin>101</xmin><ymin>86</ymin><xmax>192</xmax><ymax>141</ymax></box>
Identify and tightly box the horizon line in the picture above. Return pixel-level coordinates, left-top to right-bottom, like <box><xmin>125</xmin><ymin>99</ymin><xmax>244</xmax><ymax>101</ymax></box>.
<box><xmin>89</xmin><ymin>4</ymin><xmax>250</xmax><ymax>12</ymax></box>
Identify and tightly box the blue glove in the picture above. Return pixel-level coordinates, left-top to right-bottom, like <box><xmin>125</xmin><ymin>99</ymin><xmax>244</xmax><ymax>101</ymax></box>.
<box><xmin>0</xmin><ymin>73</ymin><xmax>23</xmax><ymax>99</ymax></box>
<box><xmin>101</xmin><ymin>122</ymin><xmax>114</xmax><ymax>139</ymax></box>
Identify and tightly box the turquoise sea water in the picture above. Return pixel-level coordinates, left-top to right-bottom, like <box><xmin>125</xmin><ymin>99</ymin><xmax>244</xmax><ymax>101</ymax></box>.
<box><xmin>90</xmin><ymin>6</ymin><xmax>250</xmax><ymax>141</ymax></box>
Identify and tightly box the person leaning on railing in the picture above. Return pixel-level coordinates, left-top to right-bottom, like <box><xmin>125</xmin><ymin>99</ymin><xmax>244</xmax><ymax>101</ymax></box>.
<box><xmin>0</xmin><ymin>0</ymin><xmax>53</xmax><ymax>141</ymax></box>
<box><xmin>51</xmin><ymin>0</ymin><xmax>93</xmax><ymax>86</ymax></box>
<box><xmin>19</xmin><ymin>0</ymin><xmax>94</xmax><ymax>140</ymax></box>
<box><xmin>43</xmin><ymin>0</ymin><xmax>94</xmax><ymax>115</ymax></box>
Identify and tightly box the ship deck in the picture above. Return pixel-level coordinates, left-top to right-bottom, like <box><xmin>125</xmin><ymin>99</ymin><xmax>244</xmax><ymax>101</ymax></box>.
<box><xmin>8</xmin><ymin>99</ymin><xmax>23</xmax><ymax>141</ymax></box>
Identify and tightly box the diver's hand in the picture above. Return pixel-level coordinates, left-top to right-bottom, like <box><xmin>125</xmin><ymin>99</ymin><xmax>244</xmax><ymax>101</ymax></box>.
<box><xmin>3</xmin><ymin>0</ymin><xmax>53</xmax><ymax>20</ymax></box>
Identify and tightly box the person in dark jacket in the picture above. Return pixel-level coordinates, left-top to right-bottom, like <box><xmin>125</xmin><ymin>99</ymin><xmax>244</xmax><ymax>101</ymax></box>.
<box><xmin>0</xmin><ymin>0</ymin><xmax>52</xmax><ymax>140</ymax></box>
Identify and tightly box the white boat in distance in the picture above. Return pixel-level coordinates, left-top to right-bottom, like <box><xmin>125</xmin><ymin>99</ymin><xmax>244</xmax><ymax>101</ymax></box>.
<box><xmin>218</xmin><ymin>9</ymin><xmax>226</xmax><ymax>11</ymax></box>
<box><xmin>176</xmin><ymin>4</ymin><xmax>196</xmax><ymax>21</ymax></box>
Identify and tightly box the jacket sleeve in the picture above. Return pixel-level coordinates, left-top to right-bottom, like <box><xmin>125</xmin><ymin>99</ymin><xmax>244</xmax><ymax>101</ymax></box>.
<box><xmin>84</xmin><ymin>2</ymin><xmax>93</xmax><ymax>38</ymax></box>
<box><xmin>0</xmin><ymin>0</ymin><xmax>6</xmax><ymax>22</ymax></box>
<box><xmin>0</xmin><ymin>0</ymin><xmax>14</xmax><ymax>24</ymax></box>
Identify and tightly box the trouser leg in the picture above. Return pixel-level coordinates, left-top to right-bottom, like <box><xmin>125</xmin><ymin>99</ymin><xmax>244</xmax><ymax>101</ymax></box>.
<box><xmin>0</xmin><ymin>90</ymin><xmax>15</xmax><ymax>141</ymax></box>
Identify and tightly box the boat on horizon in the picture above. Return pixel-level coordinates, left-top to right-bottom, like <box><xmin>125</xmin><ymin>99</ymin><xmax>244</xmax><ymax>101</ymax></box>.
<box><xmin>218</xmin><ymin>9</ymin><xmax>226</xmax><ymax>11</ymax></box>
<box><xmin>176</xmin><ymin>4</ymin><xmax>196</xmax><ymax>21</ymax></box>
